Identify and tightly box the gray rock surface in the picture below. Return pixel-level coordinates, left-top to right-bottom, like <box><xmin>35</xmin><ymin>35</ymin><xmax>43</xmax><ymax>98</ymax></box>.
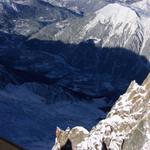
<box><xmin>122</xmin><ymin>114</ymin><xmax>150</xmax><ymax>150</ymax></box>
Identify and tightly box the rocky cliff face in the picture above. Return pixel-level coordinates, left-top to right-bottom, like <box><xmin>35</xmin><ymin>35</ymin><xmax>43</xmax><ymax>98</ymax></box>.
<box><xmin>122</xmin><ymin>114</ymin><xmax>150</xmax><ymax>150</ymax></box>
<box><xmin>52</xmin><ymin>73</ymin><xmax>150</xmax><ymax>150</ymax></box>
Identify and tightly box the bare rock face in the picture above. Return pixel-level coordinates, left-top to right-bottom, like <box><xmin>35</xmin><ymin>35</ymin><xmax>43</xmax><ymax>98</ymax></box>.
<box><xmin>52</xmin><ymin>127</ymin><xmax>89</xmax><ymax>150</ymax></box>
<box><xmin>122</xmin><ymin>114</ymin><xmax>150</xmax><ymax>150</ymax></box>
<box><xmin>52</xmin><ymin>73</ymin><xmax>150</xmax><ymax>150</ymax></box>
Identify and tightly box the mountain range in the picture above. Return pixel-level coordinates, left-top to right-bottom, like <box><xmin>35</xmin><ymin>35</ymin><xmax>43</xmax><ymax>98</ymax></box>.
<box><xmin>0</xmin><ymin>0</ymin><xmax>150</xmax><ymax>150</ymax></box>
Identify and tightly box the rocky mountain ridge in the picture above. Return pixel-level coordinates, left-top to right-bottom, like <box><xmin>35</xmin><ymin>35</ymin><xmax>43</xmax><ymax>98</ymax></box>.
<box><xmin>52</xmin><ymin>73</ymin><xmax>150</xmax><ymax>150</ymax></box>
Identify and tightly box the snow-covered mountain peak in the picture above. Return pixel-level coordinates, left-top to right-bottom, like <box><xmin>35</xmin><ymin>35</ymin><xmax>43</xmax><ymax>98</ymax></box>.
<box><xmin>80</xmin><ymin>3</ymin><xmax>142</xmax><ymax>49</ymax></box>
<box><xmin>94</xmin><ymin>3</ymin><xmax>139</xmax><ymax>30</ymax></box>
<box><xmin>96</xmin><ymin>3</ymin><xmax>137</xmax><ymax>21</ymax></box>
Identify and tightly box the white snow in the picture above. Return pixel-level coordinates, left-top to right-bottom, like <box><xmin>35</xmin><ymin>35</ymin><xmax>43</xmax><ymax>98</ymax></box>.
<box><xmin>83</xmin><ymin>3</ymin><xmax>139</xmax><ymax>35</ymax></box>
<box><xmin>126</xmin><ymin>0</ymin><xmax>150</xmax><ymax>54</ymax></box>
<box><xmin>78</xmin><ymin>3</ymin><xmax>141</xmax><ymax>47</ymax></box>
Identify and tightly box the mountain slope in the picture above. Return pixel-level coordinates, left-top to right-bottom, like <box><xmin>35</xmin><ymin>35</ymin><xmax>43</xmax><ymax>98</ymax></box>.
<box><xmin>0</xmin><ymin>0</ymin><xmax>81</xmax><ymax>35</ymax></box>
<box><xmin>1</xmin><ymin>0</ymin><xmax>150</xmax><ymax>58</ymax></box>
<box><xmin>52</xmin><ymin>73</ymin><xmax>150</xmax><ymax>150</ymax></box>
<box><xmin>30</xmin><ymin>1</ymin><xmax>150</xmax><ymax>58</ymax></box>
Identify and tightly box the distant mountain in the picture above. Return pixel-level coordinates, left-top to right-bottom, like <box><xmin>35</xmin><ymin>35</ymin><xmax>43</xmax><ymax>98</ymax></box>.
<box><xmin>2</xmin><ymin>0</ymin><xmax>150</xmax><ymax>59</ymax></box>
<box><xmin>29</xmin><ymin>1</ymin><xmax>150</xmax><ymax>58</ymax></box>
<box><xmin>0</xmin><ymin>0</ymin><xmax>81</xmax><ymax>36</ymax></box>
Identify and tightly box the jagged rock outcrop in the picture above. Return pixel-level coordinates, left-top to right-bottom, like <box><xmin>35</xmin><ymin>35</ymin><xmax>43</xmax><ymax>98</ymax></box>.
<box><xmin>52</xmin><ymin>73</ymin><xmax>150</xmax><ymax>150</ymax></box>
<box><xmin>52</xmin><ymin>127</ymin><xmax>89</xmax><ymax>150</ymax></box>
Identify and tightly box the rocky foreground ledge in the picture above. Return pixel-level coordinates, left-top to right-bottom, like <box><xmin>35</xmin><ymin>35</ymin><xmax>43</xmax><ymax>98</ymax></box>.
<box><xmin>52</xmin><ymin>74</ymin><xmax>150</xmax><ymax>150</ymax></box>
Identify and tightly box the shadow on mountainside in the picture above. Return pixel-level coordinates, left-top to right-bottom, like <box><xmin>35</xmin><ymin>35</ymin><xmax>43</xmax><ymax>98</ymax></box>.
<box><xmin>0</xmin><ymin>32</ymin><xmax>149</xmax><ymax>101</ymax></box>
<box><xmin>0</xmin><ymin>32</ymin><xmax>150</xmax><ymax>150</ymax></box>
